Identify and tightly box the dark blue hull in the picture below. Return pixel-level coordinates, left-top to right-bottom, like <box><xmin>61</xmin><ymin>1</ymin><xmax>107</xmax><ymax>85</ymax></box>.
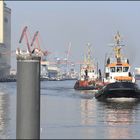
<box><xmin>95</xmin><ymin>82</ymin><xmax>140</xmax><ymax>101</ymax></box>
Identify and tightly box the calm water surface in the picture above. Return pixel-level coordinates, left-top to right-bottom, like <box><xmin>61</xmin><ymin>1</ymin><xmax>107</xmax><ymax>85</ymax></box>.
<box><xmin>0</xmin><ymin>80</ymin><xmax>140</xmax><ymax>139</ymax></box>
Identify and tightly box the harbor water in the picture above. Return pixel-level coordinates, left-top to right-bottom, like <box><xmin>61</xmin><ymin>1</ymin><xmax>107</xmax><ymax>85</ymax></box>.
<box><xmin>1</xmin><ymin>80</ymin><xmax>140</xmax><ymax>139</ymax></box>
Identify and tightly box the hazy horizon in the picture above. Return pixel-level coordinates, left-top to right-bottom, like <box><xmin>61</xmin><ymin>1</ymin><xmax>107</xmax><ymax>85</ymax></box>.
<box><xmin>6</xmin><ymin>1</ymin><xmax>140</xmax><ymax>72</ymax></box>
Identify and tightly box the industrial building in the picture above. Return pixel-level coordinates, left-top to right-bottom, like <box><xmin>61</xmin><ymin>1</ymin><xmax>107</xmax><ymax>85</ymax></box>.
<box><xmin>0</xmin><ymin>1</ymin><xmax>11</xmax><ymax>78</ymax></box>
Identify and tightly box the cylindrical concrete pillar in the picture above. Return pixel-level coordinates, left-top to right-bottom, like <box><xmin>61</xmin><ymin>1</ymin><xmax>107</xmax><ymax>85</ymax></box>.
<box><xmin>16</xmin><ymin>54</ymin><xmax>41</xmax><ymax>139</ymax></box>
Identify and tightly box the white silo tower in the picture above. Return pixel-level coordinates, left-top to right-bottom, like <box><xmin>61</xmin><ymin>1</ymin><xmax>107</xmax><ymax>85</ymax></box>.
<box><xmin>0</xmin><ymin>1</ymin><xmax>11</xmax><ymax>78</ymax></box>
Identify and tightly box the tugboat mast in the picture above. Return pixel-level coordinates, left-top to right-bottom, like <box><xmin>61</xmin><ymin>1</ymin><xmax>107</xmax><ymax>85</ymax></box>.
<box><xmin>113</xmin><ymin>31</ymin><xmax>122</xmax><ymax>63</ymax></box>
<box><xmin>84</xmin><ymin>43</ymin><xmax>93</xmax><ymax>71</ymax></box>
<box><xmin>87</xmin><ymin>43</ymin><xmax>92</xmax><ymax>66</ymax></box>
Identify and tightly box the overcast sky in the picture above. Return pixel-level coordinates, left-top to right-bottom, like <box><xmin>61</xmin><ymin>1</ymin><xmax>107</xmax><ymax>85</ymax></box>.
<box><xmin>6</xmin><ymin>1</ymin><xmax>140</xmax><ymax>71</ymax></box>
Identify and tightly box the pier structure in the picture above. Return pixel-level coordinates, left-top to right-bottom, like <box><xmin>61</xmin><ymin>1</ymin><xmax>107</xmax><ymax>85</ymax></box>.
<box><xmin>16</xmin><ymin>53</ymin><xmax>41</xmax><ymax>139</ymax></box>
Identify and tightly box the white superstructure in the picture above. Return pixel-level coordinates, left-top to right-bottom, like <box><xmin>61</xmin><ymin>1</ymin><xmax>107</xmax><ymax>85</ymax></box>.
<box><xmin>135</xmin><ymin>68</ymin><xmax>140</xmax><ymax>75</ymax></box>
<box><xmin>80</xmin><ymin>43</ymin><xmax>98</xmax><ymax>81</ymax></box>
<box><xmin>0</xmin><ymin>1</ymin><xmax>11</xmax><ymax>78</ymax></box>
<box><xmin>103</xmin><ymin>32</ymin><xmax>135</xmax><ymax>83</ymax></box>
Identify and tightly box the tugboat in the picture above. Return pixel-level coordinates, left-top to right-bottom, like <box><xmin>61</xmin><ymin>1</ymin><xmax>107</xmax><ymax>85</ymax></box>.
<box><xmin>74</xmin><ymin>43</ymin><xmax>103</xmax><ymax>90</ymax></box>
<box><xmin>95</xmin><ymin>32</ymin><xmax>140</xmax><ymax>100</ymax></box>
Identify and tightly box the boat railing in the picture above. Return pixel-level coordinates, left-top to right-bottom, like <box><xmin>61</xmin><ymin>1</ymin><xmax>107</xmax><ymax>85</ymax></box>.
<box><xmin>107</xmin><ymin>57</ymin><xmax>129</xmax><ymax>65</ymax></box>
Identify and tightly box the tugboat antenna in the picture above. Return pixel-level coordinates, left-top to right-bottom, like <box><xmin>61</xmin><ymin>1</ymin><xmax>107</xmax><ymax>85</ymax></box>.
<box><xmin>114</xmin><ymin>31</ymin><xmax>123</xmax><ymax>63</ymax></box>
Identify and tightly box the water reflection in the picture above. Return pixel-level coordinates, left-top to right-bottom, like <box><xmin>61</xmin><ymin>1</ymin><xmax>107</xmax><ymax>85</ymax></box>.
<box><xmin>0</xmin><ymin>92</ymin><xmax>10</xmax><ymax>139</ymax></box>
<box><xmin>100</xmin><ymin>98</ymin><xmax>140</xmax><ymax>139</ymax></box>
<box><xmin>80</xmin><ymin>97</ymin><xmax>98</xmax><ymax>139</ymax></box>
<box><xmin>79</xmin><ymin>90</ymin><xmax>97</xmax><ymax>126</ymax></box>
<box><xmin>79</xmin><ymin>90</ymin><xmax>96</xmax><ymax>99</ymax></box>
<box><xmin>80</xmin><ymin>99</ymin><xmax>96</xmax><ymax>125</ymax></box>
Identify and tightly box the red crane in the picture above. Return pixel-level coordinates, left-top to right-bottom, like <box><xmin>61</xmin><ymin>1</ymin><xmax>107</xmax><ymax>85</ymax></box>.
<box><xmin>30</xmin><ymin>31</ymin><xmax>50</xmax><ymax>56</ymax></box>
<box><xmin>18</xmin><ymin>26</ymin><xmax>51</xmax><ymax>57</ymax></box>
<box><xmin>19</xmin><ymin>26</ymin><xmax>31</xmax><ymax>53</ymax></box>
<box><xmin>31</xmin><ymin>31</ymin><xmax>40</xmax><ymax>49</ymax></box>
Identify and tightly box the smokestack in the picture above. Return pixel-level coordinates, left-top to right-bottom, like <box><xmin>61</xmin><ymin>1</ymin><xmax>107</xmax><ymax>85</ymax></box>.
<box><xmin>0</xmin><ymin>0</ymin><xmax>4</xmax><ymax>43</ymax></box>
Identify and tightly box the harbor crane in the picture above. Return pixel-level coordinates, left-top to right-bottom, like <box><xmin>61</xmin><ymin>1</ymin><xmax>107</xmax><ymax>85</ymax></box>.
<box><xmin>31</xmin><ymin>31</ymin><xmax>50</xmax><ymax>57</ymax></box>
<box><xmin>17</xmin><ymin>26</ymin><xmax>50</xmax><ymax>58</ymax></box>
<box><xmin>19</xmin><ymin>26</ymin><xmax>32</xmax><ymax>53</ymax></box>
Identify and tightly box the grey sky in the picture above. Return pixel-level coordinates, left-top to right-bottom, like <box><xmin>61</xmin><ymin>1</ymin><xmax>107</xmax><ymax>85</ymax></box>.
<box><xmin>6</xmin><ymin>1</ymin><xmax>140</xmax><ymax>71</ymax></box>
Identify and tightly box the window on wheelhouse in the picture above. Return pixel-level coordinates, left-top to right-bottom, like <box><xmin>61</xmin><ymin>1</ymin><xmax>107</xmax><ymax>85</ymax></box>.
<box><xmin>110</xmin><ymin>67</ymin><xmax>115</xmax><ymax>72</ymax></box>
<box><xmin>117</xmin><ymin>67</ymin><xmax>122</xmax><ymax>72</ymax></box>
<box><xmin>123</xmin><ymin>67</ymin><xmax>129</xmax><ymax>72</ymax></box>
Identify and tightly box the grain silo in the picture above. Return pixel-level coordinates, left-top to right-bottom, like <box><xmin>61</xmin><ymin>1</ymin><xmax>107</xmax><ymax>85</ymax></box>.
<box><xmin>0</xmin><ymin>1</ymin><xmax>11</xmax><ymax>78</ymax></box>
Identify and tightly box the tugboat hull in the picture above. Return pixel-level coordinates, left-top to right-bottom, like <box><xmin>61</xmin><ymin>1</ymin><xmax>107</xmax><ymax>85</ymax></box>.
<box><xmin>74</xmin><ymin>80</ymin><xmax>96</xmax><ymax>90</ymax></box>
<box><xmin>95</xmin><ymin>82</ymin><xmax>140</xmax><ymax>100</ymax></box>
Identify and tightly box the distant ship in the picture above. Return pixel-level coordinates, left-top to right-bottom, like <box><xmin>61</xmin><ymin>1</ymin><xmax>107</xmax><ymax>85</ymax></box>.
<box><xmin>41</xmin><ymin>60</ymin><xmax>63</xmax><ymax>80</ymax></box>
<box><xmin>0</xmin><ymin>2</ymin><xmax>11</xmax><ymax>78</ymax></box>
<box><xmin>74</xmin><ymin>43</ymin><xmax>103</xmax><ymax>90</ymax></box>
<box><xmin>135</xmin><ymin>68</ymin><xmax>140</xmax><ymax>80</ymax></box>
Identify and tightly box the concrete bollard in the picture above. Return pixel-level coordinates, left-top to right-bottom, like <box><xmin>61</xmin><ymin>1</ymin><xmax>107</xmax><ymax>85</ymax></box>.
<box><xmin>16</xmin><ymin>54</ymin><xmax>41</xmax><ymax>139</ymax></box>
